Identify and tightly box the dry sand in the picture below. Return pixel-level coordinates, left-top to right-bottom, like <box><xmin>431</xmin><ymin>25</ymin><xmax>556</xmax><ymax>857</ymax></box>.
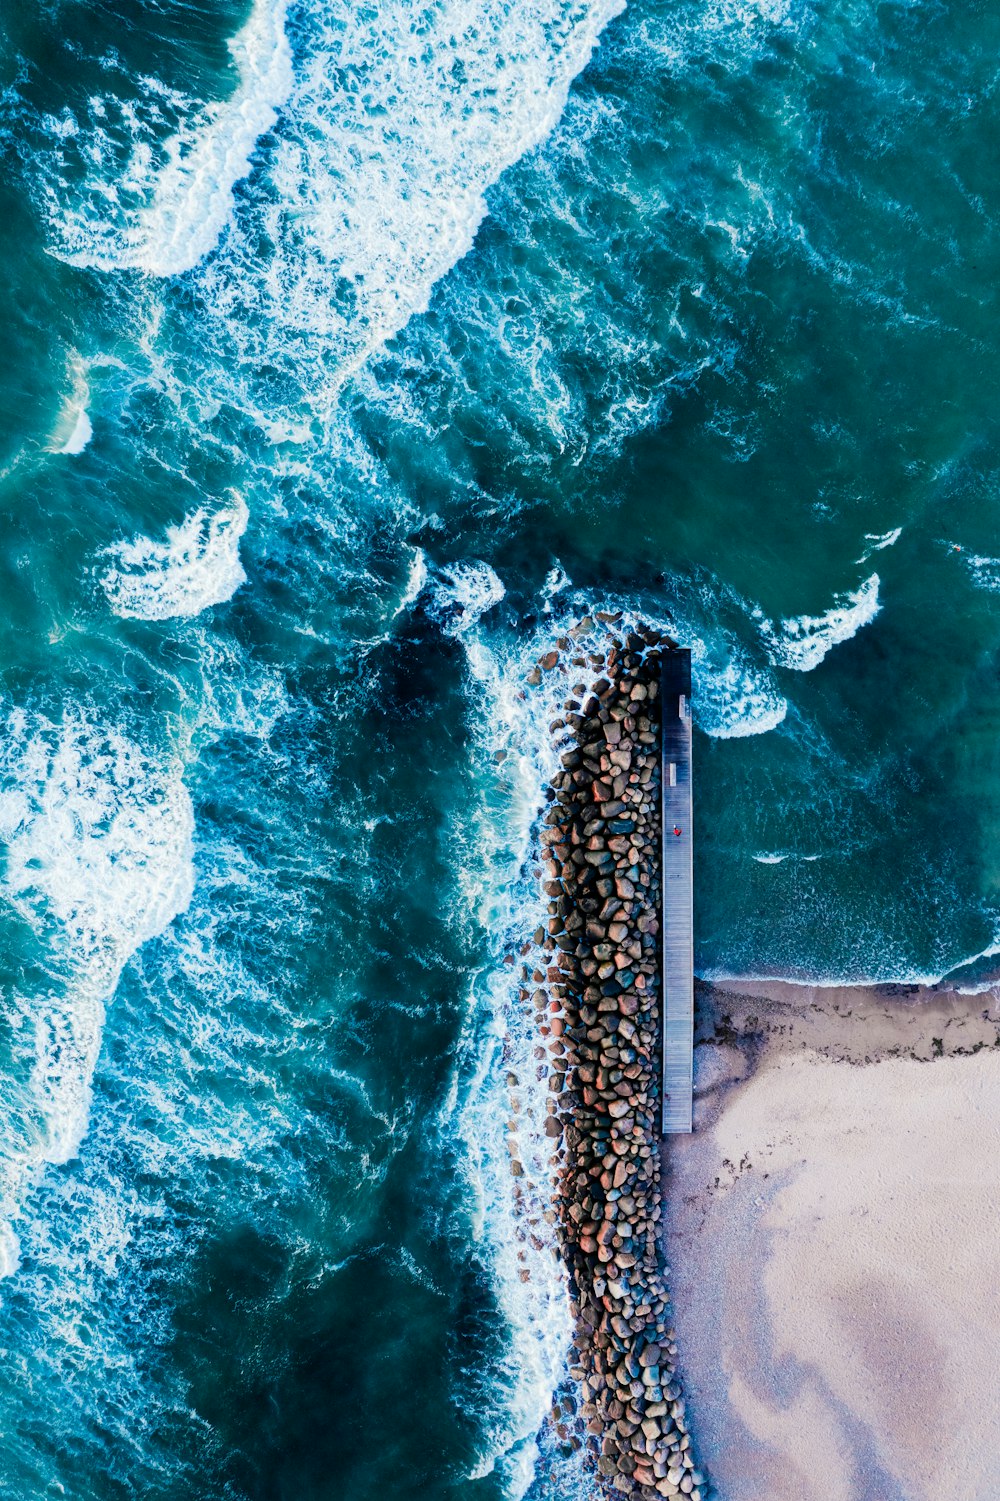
<box><xmin>663</xmin><ymin>980</ymin><xmax>1000</xmax><ymax>1501</ymax></box>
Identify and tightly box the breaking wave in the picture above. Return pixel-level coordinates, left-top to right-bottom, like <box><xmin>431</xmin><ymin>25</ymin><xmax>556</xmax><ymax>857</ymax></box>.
<box><xmin>136</xmin><ymin>0</ymin><xmax>293</xmax><ymax>277</ymax></box>
<box><xmin>856</xmin><ymin>526</ymin><xmax>901</xmax><ymax>563</ymax></box>
<box><xmin>758</xmin><ymin>573</ymin><xmax>881</xmax><ymax>672</ymax></box>
<box><xmin>427</xmin><ymin>560</ymin><xmax>507</xmax><ymax>637</ymax></box>
<box><xmin>47</xmin><ymin>352</ymin><xmax>93</xmax><ymax>455</ymax></box>
<box><xmin>40</xmin><ymin>0</ymin><xmax>626</xmax><ymax>405</ymax></box>
<box><xmin>0</xmin><ymin>706</ymin><xmax>193</xmax><ymax>1273</ymax></box>
<box><xmin>99</xmin><ymin>496</ymin><xmax>249</xmax><ymax>620</ymax></box>
<box><xmin>47</xmin><ymin>0</ymin><xmax>293</xmax><ymax>276</ymax></box>
<box><xmin>692</xmin><ymin>647</ymin><xmax>788</xmax><ymax>738</ymax></box>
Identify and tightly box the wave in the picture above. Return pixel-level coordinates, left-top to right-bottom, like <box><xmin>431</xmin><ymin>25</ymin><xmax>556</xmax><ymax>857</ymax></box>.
<box><xmin>0</xmin><ymin>758</ymin><xmax>328</xmax><ymax>1487</ymax></box>
<box><xmin>134</xmin><ymin>0</ymin><xmax>293</xmax><ymax>276</ymax></box>
<box><xmin>0</xmin><ymin>706</ymin><xmax>193</xmax><ymax>1273</ymax></box>
<box><xmin>965</xmin><ymin>554</ymin><xmax>1000</xmax><ymax>593</ymax></box>
<box><xmin>856</xmin><ymin>525</ymin><xmax>901</xmax><ymax>563</ymax></box>
<box><xmin>239</xmin><ymin>0</ymin><xmax>625</xmax><ymax>384</ymax></box>
<box><xmin>446</xmin><ymin>604</ymin><xmax>600</xmax><ymax>1497</ymax></box>
<box><xmin>426</xmin><ymin>560</ymin><xmax>506</xmax><ymax>638</ymax></box>
<box><xmin>541</xmin><ymin>563</ymin><xmax>572</xmax><ymax>610</ymax></box>
<box><xmin>39</xmin><ymin>0</ymin><xmax>625</xmax><ymax>403</ymax></box>
<box><xmin>47</xmin><ymin>0</ymin><xmax>292</xmax><ymax>276</ymax></box>
<box><xmin>60</xmin><ymin>407</ymin><xmax>92</xmax><ymax>455</ymax></box>
<box><xmin>392</xmin><ymin>546</ymin><xmax>428</xmax><ymax>618</ymax></box>
<box><xmin>758</xmin><ymin>573</ymin><xmax>881</xmax><ymax>672</ymax></box>
<box><xmin>47</xmin><ymin>352</ymin><xmax>93</xmax><ymax>455</ymax></box>
<box><xmin>752</xmin><ymin>851</ymin><xmax>821</xmax><ymax>864</ymax></box>
<box><xmin>692</xmin><ymin>647</ymin><xmax>788</xmax><ymax>737</ymax></box>
<box><xmin>673</xmin><ymin>576</ymin><xmax>790</xmax><ymax>738</ymax></box>
<box><xmin>99</xmin><ymin>495</ymin><xmax>249</xmax><ymax>620</ymax></box>
<box><xmin>357</xmin><ymin>74</ymin><xmax>734</xmax><ymax>479</ymax></box>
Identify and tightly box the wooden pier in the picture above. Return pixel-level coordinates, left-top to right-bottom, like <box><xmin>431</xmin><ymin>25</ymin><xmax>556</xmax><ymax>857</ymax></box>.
<box><xmin>660</xmin><ymin>650</ymin><xmax>694</xmax><ymax>1134</ymax></box>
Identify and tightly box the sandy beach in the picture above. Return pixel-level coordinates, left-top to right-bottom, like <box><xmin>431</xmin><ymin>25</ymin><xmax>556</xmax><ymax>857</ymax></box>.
<box><xmin>663</xmin><ymin>979</ymin><xmax>1000</xmax><ymax>1501</ymax></box>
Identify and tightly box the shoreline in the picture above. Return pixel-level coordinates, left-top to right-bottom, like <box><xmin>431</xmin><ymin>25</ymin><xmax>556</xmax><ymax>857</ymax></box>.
<box><xmin>696</xmin><ymin>968</ymin><xmax>1000</xmax><ymax>996</ymax></box>
<box><xmin>660</xmin><ymin>974</ymin><xmax>1000</xmax><ymax>1501</ymax></box>
<box><xmin>693</xmin><ymin>974</ymin><xmax>1000</xmax><ymax>1090</ymax></box>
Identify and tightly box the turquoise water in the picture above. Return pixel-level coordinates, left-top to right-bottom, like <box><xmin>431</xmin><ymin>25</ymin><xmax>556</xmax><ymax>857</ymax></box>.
<box><xmin>0</xmin><ymin>0</ymin><xmax>999</xmax><ymax>1495</ymax></box>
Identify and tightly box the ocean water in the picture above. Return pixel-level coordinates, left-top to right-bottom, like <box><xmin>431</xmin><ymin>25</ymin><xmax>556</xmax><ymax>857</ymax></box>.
<box><xmin>0</xmin><ymin>0</ymin><xmax>998</xmax><ymax>1496</ymax></box>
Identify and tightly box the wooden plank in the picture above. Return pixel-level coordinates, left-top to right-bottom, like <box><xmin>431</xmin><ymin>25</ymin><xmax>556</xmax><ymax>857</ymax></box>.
<box><xmin>661</xmin><ymin>649</ymin><xmax>694</xmax><ymax>1134</ymax></box>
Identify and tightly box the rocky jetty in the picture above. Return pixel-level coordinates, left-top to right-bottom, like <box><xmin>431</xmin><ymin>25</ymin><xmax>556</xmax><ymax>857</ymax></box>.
<box><xmin>521</xmin><ymin>618</ymin><xmax>706</xmax><ymax>1500</ymax></box>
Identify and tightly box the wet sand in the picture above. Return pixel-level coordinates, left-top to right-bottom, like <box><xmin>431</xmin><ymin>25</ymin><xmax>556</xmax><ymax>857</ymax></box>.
<box><xmin>662</xmin><ymin>979</ymin><xmax>1000</xmax><ymax>1501</ymax></box>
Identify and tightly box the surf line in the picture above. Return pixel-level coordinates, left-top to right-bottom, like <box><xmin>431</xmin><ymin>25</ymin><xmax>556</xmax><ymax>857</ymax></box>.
<box><xmin>514</xmin><ymin>616</ymin><xmax>707</xmax><ymax>1499</ymax></box>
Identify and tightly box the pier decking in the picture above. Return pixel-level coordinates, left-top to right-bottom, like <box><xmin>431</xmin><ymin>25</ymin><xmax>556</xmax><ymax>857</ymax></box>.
<box><xmin>661</xmin><ymin>649</ymin><xmax>694</xmax><ymax>1134</ymax></box>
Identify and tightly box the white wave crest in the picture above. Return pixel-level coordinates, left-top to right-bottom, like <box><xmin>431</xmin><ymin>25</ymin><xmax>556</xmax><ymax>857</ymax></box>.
<box><xmin>230</xmin><ymin>0</ymin><xmax>625</xmax><ymax>380</ymax></box>
<box><xmin>752</xmin><ymin>851</ymin><xmax>821</xmax><ymax>864</ymax></box>
<box><xmin>0</xmin><ymin>708</ymin><xmax>194</xmax><ymax>1272</ymax></box>
<box><xmin>47</xmin><ymin>352</ymin><xmax>93</xmax><ymax>455</ymax></box>
<box><xmin>136</xmin><ymin>0</ymin><xmax>293</xmax><ymax>275</ymax></box>
<box><xmin>60</xmin><ymin>408</ymin><xmax>93</xmax><ymax>455</ymax></box>
<box><xmin>100</xmin><ymin>496</ymin><xmax>249</xmax><ymax>620</ymax></box>
<box><xmin>427</xmin><ymin>560</ymin><xmax>506</xmax><ymax>637</ymax></box>
<box><xmin>966</xmin><ymin>554</ymin><xmax>1000</xmax><ymax>592</ymax></box>
<box><xmin>692</xmin><ymin>649</ymin><xmax>788</xmax><ymax>738</ymax></box>
<box><xmin>42</xmin><ymin>0</ymin><xmax>624</xmax><ymax>395</ymax></box>
<box><xmin>392</xmin><ymin>546</ymin><xmax>428</xmax><ymax>618</ymax></box>
<box><xmin>447</xmin><ymin>612</ymin><xmax>603</xmax><ymax>1494</ymax></box>
<box><xmin>541</xmin><ymin>562</ymin><xmax>572</xmax><ymax>610</ymax></box>
<box><xmin>856</xmin><ymin>525</ymin><xmax>901</xmax><ymax>563</ymax></box>
<box><xmin>50</xmin><ymin>0</ymin><xmax>293</xmax><ymax>276</ymax></box>
<box><xmin>0</xmin><ymin>1225</ymin><xmax>20</xmax><ymax>1279</ymax></box>
<box><xmin>758</xmin><ymin>573</ymin><xmax>880</xmax><ymax>672</ymax></box>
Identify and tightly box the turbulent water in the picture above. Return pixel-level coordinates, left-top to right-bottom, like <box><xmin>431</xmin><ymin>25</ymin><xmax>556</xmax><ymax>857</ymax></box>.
<box><xmin>0</xmin><ymin>0</ymin><xmax>998</xmax><ymax>1496</ymax></box>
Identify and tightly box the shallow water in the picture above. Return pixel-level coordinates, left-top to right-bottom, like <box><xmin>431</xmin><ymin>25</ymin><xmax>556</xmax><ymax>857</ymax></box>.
<box><xmin>0</xmin><ymin>0</ymin><xmax>998</xmax><ymax>1495</ymax></box>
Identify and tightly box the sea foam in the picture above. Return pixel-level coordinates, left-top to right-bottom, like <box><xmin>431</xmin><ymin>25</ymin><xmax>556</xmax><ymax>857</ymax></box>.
<box><xmin>60</xmin><ymin>408</ymin><xmax>93</xmax><ymax>455</ymax></box>
<box><xmin>48</xmin><ymin>353</ymin><xmax>93</xmax><ymax>455</ymax></box>
<box><xmin>0</xmin><ymin>707</ymin><xmax>193</xmax><ymax>1272</ymax></box>
<box><xmin>966</xmin><ymin>554</ymin><xmax>1000</xmax><ymax>592</ymax></box>
<box><xmin>41</xmin><ymin>0</ymin><xmax>624</xmax><ymax>426</ymax></box>
<box><xmin>392</xmin><ymin>546</ymin><xmax>428</xmax><ymax>618</ymax></box>
<box><xmin>427</xmin><ymin>561</ymin><xmax>506</xmax><ymax>637</ymax></box>
<box><xmin>134</xmin><ymin>0</ymin><xmax>293</xmax><ymax>275</ymax></box>
<box><xmin>692</xmin><ymin>648</ymin><xmax>788</xmax><ymax>737</ymax></box>
<box><xmin>99</xmin><ymin>496</ymin><xmax>249</xmax><ymax>620</ymax></box>
<box><xmin>42</xmin><ymin>0</ymin><xmax>623</xmax><ymax>396</ymax></box>
<box><xmin>447</xmin><ymin>610</ymin><xmax>593</xmax><ymax>1496</ymax></box>
<box><xmin>45</xmin><ymin>0</ymin><xmax>293</xmax><ymax>277</ymax></box>
<box><xmin>856</xmin><ymin>526</ymin><xmax>901</xmax><ymax>563</ymax></box>
<box><xmin>248</xmin><ymin>0</ymin><xmax>625</xmax><ymax>379</ymax></box>
<box><xmin>758</xmin><ymin>573</ymin><xmax>881</xmax><ymax>672</ymax></box>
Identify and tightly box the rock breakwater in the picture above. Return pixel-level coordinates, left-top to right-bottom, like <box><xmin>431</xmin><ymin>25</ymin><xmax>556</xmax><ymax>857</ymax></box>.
<box><xmin>517</xmin><ymin>618</ymin><xmax>706</xmax><ymax>1500</ymax></box>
